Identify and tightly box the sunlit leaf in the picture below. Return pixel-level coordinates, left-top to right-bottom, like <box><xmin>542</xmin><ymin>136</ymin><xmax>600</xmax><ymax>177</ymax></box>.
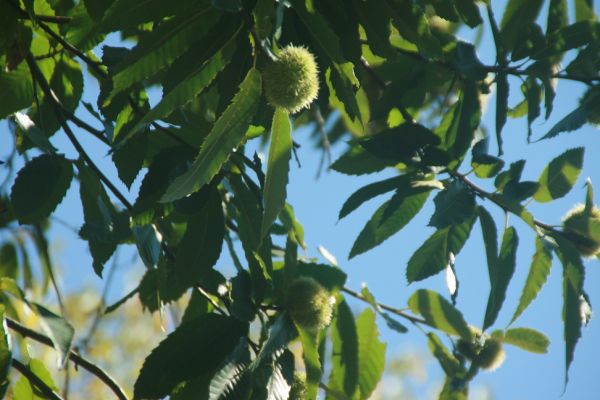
<box><xmin>534</xmin><ymin>148</ymin><xmax>584</xmax><ymax>202</ymax></box>
<box><xmin>261</xmin><ymin>108</ymin><xmax>292</xmax><ymax>239</ymax></box>
<box><xmin>408</xmin><ymin>289</ymin><xmax>471</xmax><ymax>340</ymax></box>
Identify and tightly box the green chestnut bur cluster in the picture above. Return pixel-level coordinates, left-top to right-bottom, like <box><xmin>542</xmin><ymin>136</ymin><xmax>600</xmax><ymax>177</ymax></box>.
<box><xmin>561</xmin><ymin>203</ymin><xmax>600</xmax><ymax>258</ymax></box>
<box><xmin>285</xmin><ymin>276</ymin><xmax>333</xmax><ymax>331</ymax></box>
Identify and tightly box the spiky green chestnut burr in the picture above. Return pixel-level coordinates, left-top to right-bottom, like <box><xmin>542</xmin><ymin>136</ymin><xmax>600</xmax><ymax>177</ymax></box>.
<box><xmin>562</xmin><ymin>203</ymin><xmax>600</xmax><ymax>257</ymax></box>
<box><xmin>262</xmin><ymin>45</ymin><xmax>319</xmax><ymax>114</ymax></box>
<box><xmin>285</xmin><ymin>276</ymin><xmax>333</xmax><ymax>331</ymax></box>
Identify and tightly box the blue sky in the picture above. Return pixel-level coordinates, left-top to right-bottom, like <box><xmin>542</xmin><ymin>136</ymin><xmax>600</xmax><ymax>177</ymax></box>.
<box><xmin>1</xmin><ymin>1</ymin><xmax>600</xmax><ymax>398</ymax></box>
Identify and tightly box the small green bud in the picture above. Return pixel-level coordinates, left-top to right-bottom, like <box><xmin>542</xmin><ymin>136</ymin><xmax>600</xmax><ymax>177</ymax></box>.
<box><xmin>561</xmin><ymin>203</ymin><xmax>600</xmax><ymax>257</ymax></box>
<box><xmin>474</xmin><ymin>338</ymin><xmax>506</xmax><ymax>371</ymax></box>
<box><xmin>285</xmin><ymin>276</ymin><xmax>333</xmax><ymax>331</ymax></box>
<box><xmin>262</xmin><ymin>45</ymin><xmax>319</xmax><ymax>114</ymax></box>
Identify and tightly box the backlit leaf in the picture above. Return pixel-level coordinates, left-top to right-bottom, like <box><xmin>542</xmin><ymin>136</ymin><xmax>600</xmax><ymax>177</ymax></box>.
<box><xmin>534</xmin><ymin>148</ymin><xmax>584</xmax><ymax>202</ymax></box>
<box><xmin>161</xmin><ymin>68</ymin><xmax>261</xmax><ymax>202</ymax></box>
<box><xmin>408</xmin><ymin>289</ymin><xmax>471</xmax><ymax>340</ymax></box>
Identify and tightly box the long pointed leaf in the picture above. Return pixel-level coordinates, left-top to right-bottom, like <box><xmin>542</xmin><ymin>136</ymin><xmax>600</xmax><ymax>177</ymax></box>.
<box><xmin>261</xmin><ymin>108</ymin><xmax>292</xmax><ymax>239</ymax></box>
<box><xmin>161</xmin><ymin>68</ymin><xmax>261</xmax><ymax>202</ymax></box>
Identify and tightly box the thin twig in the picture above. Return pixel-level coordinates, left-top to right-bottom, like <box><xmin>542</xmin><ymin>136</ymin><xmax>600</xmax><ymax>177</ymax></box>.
<box><xmin>449</xmin><ymin>171</ymin><xmax>558</xmax><ymax>233</ymax></box>
<box><xmin>24</xmin><ymin>52</ymin><xmax>133</xmax><ymax>211</ymax></box>
<box><xmin>194</xmin><ymin>286</ymin><xmax>227</xmax><ymax>316</ymax></box>
<box><xmin>12</xmin><ymin>358</ymin><xmax>64</xmax><ymax>400</ymax></box>
<box><xmin>7</xmin><ymin>318</ymin><xmax>129</xmax><ymax>400</ymax></box>
<box><xmin>341</xmin><ymin>286</ymin><xmax>428</xmax><ymax>325</ymax></box>
<box><xmin>35</xmin><ymin>20</ymin><xmax>107</xmax><ymax>77</ymax></box>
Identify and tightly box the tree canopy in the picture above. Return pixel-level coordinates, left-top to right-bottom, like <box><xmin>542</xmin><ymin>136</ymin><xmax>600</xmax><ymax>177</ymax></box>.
<box><xmin>0</xmin><ymin>0</ymin><xmax>599</xmax><ymax>399</ymax></box>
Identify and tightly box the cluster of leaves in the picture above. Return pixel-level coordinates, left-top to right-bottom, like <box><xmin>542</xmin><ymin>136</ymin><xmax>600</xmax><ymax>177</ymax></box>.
<box><xmin>0</xmin><ymin>0</ymin><xmax>599</xmax><ymax>399</ymax></box>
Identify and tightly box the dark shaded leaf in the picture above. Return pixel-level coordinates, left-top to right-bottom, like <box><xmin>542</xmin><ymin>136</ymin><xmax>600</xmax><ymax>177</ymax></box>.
<box><xmin>161</xmin><ymin>68</ymin><xmax>261</xmax><ymax>202</ymax></box>
<box><xmin>453</xmin><ymin>0</ymin><xmax>482</xmax><ymax>27</ymax></box>
<box><xmin>359</xmin><ymin>123</ymin><xmax>441</xmax><ymax>163</ymax></box>
<box><xmin>134</xmin><ymin>314</ymin><xmax>247</xmax><ymax>398</ymax></box>
<box><xmin>339</xmin><ymin>175</ymin><xmax>408</xmax><ymax>220</ymax></box>
<box><xmin>132</xmin><ymin>224</ymin><xmax>161</xmax><ymax>270</ymax></box>
<box><xmin>10</xmin><ymin>154</ymin><xmax>73</xmax><ymax>224</ymax></box>
<box><xmin>349</xmin><ymin>185</ymin><xmax>430</xmax><ymax>258</ymax></box>
<box><xmin>500</xmin><ymin>0</ymin><xmax>544</xmax><ymax>53</ymax></box>
<box><xmin>330</xmin><ymin>145</ymin><xmax>391</xmax><ymax>176</ymax></box>
<box><xmin>429</xmin><ymin>180</ymin><xmax>475</xmax><ymax>229</ymax></box>
<box><xmin>208</xmin><ymin>338</ymin><xmax>251</xmax><ymax>400</ymax></box>
<box><xmin>174</xmin><ymin>188</ymin><xmax>224</xmax><ymax>294</ymax></box>
<box><xmin>554</xmin><ymin>236</ymin><xmax>585</xmax><ymax>386</ymax></box>
<box><xmin>30</xmin><ymin>303</ymin><xmax>75</xmax><ymax>368</ymax></box>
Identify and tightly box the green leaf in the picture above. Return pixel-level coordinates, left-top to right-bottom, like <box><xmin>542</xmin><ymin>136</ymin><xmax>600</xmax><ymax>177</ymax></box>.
<box><xmin>13</xmin><ymin>359</ymin><xmax>58</xmax><ymax>400</ymax></box>
<box><xmin>427</xmin><ymin>332</ymin><xmax>464</xmax><ymax>376</ymax></box>
<box><xmin>510</xmin><ymin>237</ymin><xmax>553</xmax><ymax>325</ymax></box>
<box><xmin>230</xmin><ymin>271</ymin><xmax>256</xmax><ymax>323</ymax></box>
<box><xmin>134</xmin><ymin>314</ymin><xmax>247</xmax><ymax>398</ymax></box>
<box><xmin>429</xmin><ymin>180</ymin><xmax>475</xmax><ymax>229</ymax></box>
<box><xmin>161</xmin><ymin>68</ymin><xmax>261</xmax><ymax>202</ymax></box>
<box><xmin>538</xmin><ymin>104</ymin><xmax>589</xmax><ymax>141</ymax></box>
<box><xmin>174</xmin><ymin>188</ymin><xmax>224</xmax><ymax>294</ymax></box>
<box><xmin>355</xmin><ymin>308</ymin><xmax>386</xmax><ymax>399</ymax></box>
<box><xmin>406</xmin><ymin>216</ymin><xmax>475</xmax><ymax>283</ymax></box>
<box><xmin>330</xmin><ymin>145</ymin><xmax>391</xmax><ymax>176</ymax></box>
<box><xmin>477</xmin><ymin>205</ymin><xmax>498</xmax><ymax>271</ymax></box>
<box><xmin>339</xmin><ymin>175</ymin><xmax>409</xmax><ymax>220</ymax></box>
<box><xmin>132</xmin><ymin>224</ymin><xmax>161</xmax><ymax>270</ymax></box>
<box><xmin>208</xmin><ymin>338</ymin><xmax>251</xmax><ymax>400</ymax></box>
<box><xmin>112</xmin><ymin>131</ymin><xmax>148</xmax><ymax>188</ymax></box>
<box><xmin>440</xmin><ymin>82</ymin><xmax>481</xmax><ymax>164</ymax></box>
<box><xmin>10</xmin><ymin>154</ymin><xmax>73</xmax><ymax>224</ymax></box>
<box><xmin>354</xmin><ymin>0</ymin><xmax>395</xmax><ymax>58</ymax></box>
<box><xmin>359</xmin><ymin>123</ymin><xmax>441</xmax><ymax>163</ymax></box>
<box><xmin>483</xmin><ymin>227</ymin><xmax>518</xmax><ymax>330</ymax></box>
<box><xmin>452</xmin><ymin>42</ymin><xmax>488</xmax><ymax>81</ymax></box>
<box><xmin>453</xmin><ymin>0</ymin><xmax>483</xmax><ymax>27</ymax></box>
<box><xmin>29</xmin><ymin>303</ymin><xmax>75</xmax><ymax>368</ymax></box>
<box><xmin>534</xmin><ymin>148</ymin><xmax>584</xmax><ymax>202</ymax></box>
<box><xmin>110</xmin><ymin>7</ymin><xmax>220</xmax><ymax>95</ymax></box>
<box><xmin>296</xmin><ymin>262</ymin><xmax>347</xmax><ymax>292</ymax></box>
<box><xmin>359</xmin><ymin>286</ymin><xmax>408</xmax><ymax>333</ymax></box>
<box><xmin>212</xmin><ymin>0</ymin><xmax>241</xmax><ymax>12</ymax></box>
<box><xmin>547</xmin><ymin>0</ymin><xmax>568</xmax><ymax>34</ymax></box>
<box><xmin>13</xmin><ymin>112</ymin><xmax>57</xmax><ymax>154</ymax></box>
<box><xmin>554</xmin><ymin>236</ymin><xmax>585</xmax><ymax>385</ymax></box>
<box><xmin>253</xmin><ymin>313</ymin><xmax>297</xmax><ymax>371</ymax></box>
<box><xmin>500</xmin><ymin>0</ymin><xmax>544</xmax><ymax>53</ymax></box>
<box><xmin>349</xmin><ymin>185</ymin><xmax>430</xmax><ymax>258</ymax></box>
<box><xmin>575</xmin><ymin>0</ymin><xmax>596</xmax><ymax>21</ymax></box>
<box><xmin>289</xmin><ymin>0</ymin><xmax>355</xmax><ymax>83</ymax></box>
<box><xmin>0</xmin><ymin>244</ymin><xmax>18</xmax><ymax>279</ymax></box>
<box><xmin>502</xmin><ymin>327</ymin><xmax>550</xmax><ymax>354</ymax></box>
<box><xmin>261</xmin><ymin>108</ymin><xmax>292</xmax><ymax>239</ymax></box>
<box><xmin>130</xmin><ymin>35</ymin><xmax>237</xmax><ymax>137</ymax></box>
<box><xmin>495</xmin><ymin>72</ymin><xmax>508</xmax><ymax>155</ymax></box>
<box><xmin>0</xmin><ymin>310</ymin><xmax>11</xmax><ymax>396</ymax></box>
<box><xmin>0</xmin><ymin>63</ymin><xmax>34</xmax><ymax>119</ymax></box>
<box><xmin>296</xmin><ymin>326</ymin><xmax>321</xmax><ymax>400</ymax></box>
<box><xmin>263</xmin><ymin>351</ymin><xmax>294</xmax><ymax>400</ymax></box>
<box><xmin>328</xmin><ymin>298</ymin><xmax>359</xmax><ymax>398</ymax></box>
<box><xmin>78</xmin><ymin>163</ymin><xmax>131</xmax><ymax>276</ymax></box>
<box><xmin>408</xmin><ymin>289</ymin><xmax>472</xmax><ymax>340</ymax></box>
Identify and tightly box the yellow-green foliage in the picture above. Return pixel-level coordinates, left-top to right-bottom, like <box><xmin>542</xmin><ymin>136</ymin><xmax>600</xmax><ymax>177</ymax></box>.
<box><xmin>263</xmin><ymin>45</ymin><xmax>319</xmax><ymax>114</ymax></box>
